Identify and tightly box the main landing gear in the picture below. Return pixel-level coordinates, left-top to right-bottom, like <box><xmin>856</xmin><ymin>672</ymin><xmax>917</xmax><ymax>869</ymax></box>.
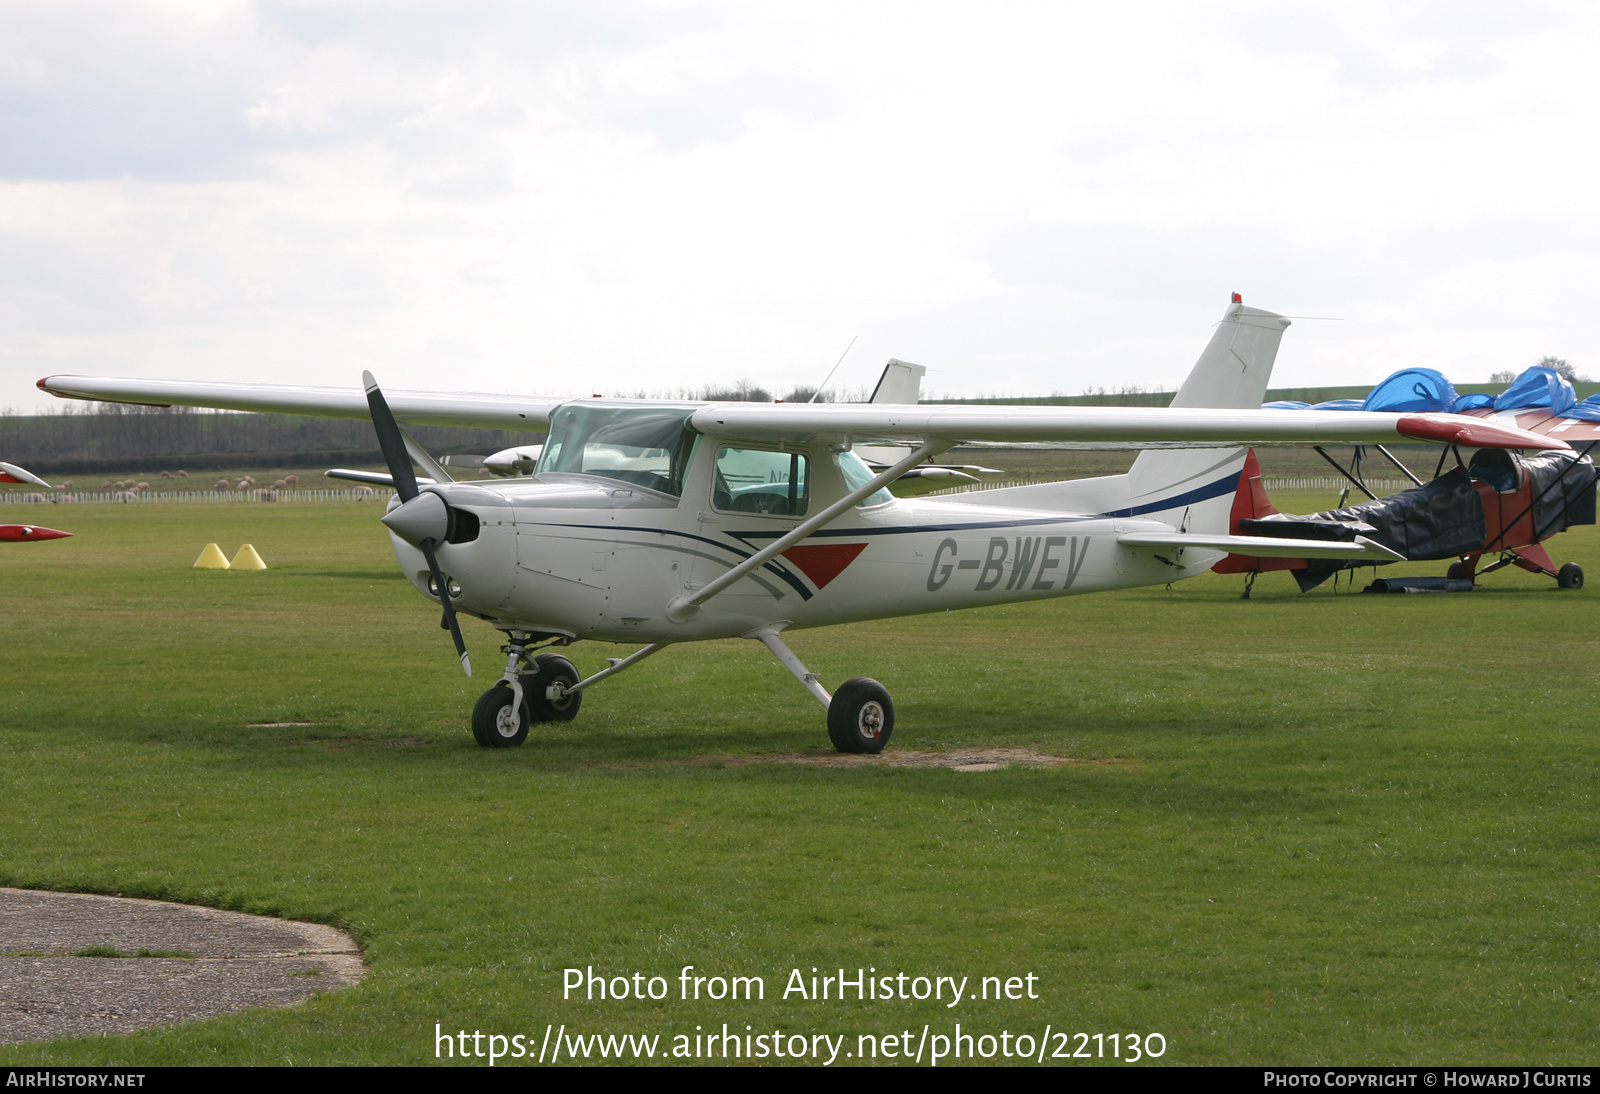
<box><xmin>753</xmin><ymin>627</ymin><xmax>894</xmax><ymax>754</ymax></box>
<box><xmin>469</xmin><ymin>629</ymin><xmax>895</xmax><ymax>755</ymax></box>
<box><xmin>1447</xmin><ymin>547</ymin><xmax>1584</xmax><ymax>591</ymax></box>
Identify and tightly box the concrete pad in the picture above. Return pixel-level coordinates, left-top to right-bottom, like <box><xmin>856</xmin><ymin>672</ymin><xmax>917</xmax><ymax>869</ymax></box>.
<box><xmin>0</xmin><ymin>888</ymin><xmax>364</xmax><ymax>1046</ymax></box>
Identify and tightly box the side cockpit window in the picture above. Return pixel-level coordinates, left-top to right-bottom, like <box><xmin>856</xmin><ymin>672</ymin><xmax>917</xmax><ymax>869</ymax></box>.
<box><xmin>713</xmin><ymin>447</ymin><xmax>809</xmax><ymax>516</ymax></box>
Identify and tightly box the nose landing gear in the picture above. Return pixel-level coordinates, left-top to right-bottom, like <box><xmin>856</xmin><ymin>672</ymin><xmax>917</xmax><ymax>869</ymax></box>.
<box><xmin>470</xmin><ymin>634</ymin><xmax>583</xmax><ymax>748</ymax></box>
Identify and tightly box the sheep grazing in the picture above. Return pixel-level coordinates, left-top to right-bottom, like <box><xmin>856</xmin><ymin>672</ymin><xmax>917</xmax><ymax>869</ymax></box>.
<box><xmin>59</xmin><ymin>480</ymin><xmax>72</xmax><ymax>489</ymax></box>
<box><xmin>136</xmin><ymin>482</ymin><xmax>148</xmax><ymax>491</ymax></box>
<box><xmin>353</xmin><ymin>485</ymin><xmax>375</xmax><ymax>497</ymax></box>
<box><xmin>272</xmin><ymin>479</ymin><xmax>287</xmax><ymax>489</ymax></box>
<box><xmin>215</xmin><ymin>479</ymin><xmax>230</xmax><ymax>491</ymax></box>
<box><xmin>21</xmin><ymin>492</ymin><xmax>46</xmax><ymax>503</ymax></box>
<box><xmin>283</xmin><ymin>474</ymin><xmax>299</xmax><ymax>486</ymax></box>
<box><xmin>112</xmin><ymin>491</ymin><xmax>137</xmax><ymax>503</ymax></box>
<box><xmin>176</xmin><ymin>469</ymin><xmax>188</xmax><ymax>479</ymax></box>
<box><xmin>160</xmin><ymin>470</ymin><xmax>172</xmax><ymax>479</ymax></box>
<box><xmin>256</xmin><ymin>488</ymin><xmax>278</xmax><ymax>502</ymax></box>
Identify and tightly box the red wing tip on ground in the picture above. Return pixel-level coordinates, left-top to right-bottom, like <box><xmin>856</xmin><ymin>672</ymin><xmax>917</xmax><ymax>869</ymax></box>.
<box><xmin>0</xmin><ymin>525</ymin><xmax>72</xmax><ymax>541</ymax></box>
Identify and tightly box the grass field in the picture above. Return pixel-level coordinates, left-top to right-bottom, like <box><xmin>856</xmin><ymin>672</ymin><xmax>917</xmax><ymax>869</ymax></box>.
<box><xmin>0</xmin><ymin>495</ymin><xmax>1596</xmax><ymax>1066</ymax></box>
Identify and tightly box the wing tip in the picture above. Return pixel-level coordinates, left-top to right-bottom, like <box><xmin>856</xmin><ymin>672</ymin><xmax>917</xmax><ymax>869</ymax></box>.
<box><xmin>1398</xmin><ymin>413</ymin><xmax>1570</xmax><ymax>451</ymax></box>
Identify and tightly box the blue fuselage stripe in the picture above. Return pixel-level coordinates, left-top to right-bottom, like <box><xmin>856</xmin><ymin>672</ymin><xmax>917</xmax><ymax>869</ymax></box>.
<box><xmin>521</xmin><ymin>469</ymin><xmax>1238</xmax><ymax>597</ymax></box>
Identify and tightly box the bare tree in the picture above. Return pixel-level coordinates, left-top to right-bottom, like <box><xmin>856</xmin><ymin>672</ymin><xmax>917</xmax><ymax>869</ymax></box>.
<box><xmin>1537</xmin><ymin>355</ymin><xmax>1588</xmax><ymax>383</ymax></box>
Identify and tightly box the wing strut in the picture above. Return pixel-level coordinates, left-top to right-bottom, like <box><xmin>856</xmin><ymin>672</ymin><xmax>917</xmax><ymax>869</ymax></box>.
<box><xmin>665</xmin><ymin>439</ymin><xmax>953</xmax><ymax>621</ymax></box>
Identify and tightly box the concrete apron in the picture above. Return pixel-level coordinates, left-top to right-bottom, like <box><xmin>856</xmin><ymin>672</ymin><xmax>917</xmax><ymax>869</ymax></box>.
<box><xmin>0</xmin><ymin>888</ymin><xmax>364</xmax><ymax>1046</ymax></box>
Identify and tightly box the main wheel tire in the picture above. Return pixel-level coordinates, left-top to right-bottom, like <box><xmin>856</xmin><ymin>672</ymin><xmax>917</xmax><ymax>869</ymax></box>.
<box><xmin>527</xmin><ymin>653</ymin><xmax>583</xmax><ymax>722</ymax></box>
<box><xmin>472</xmin><ymin>682</ymin><xmax>529</xmax><ymax>748</ymax></box>
<box><xmin>827</xmin><ymin>677</ymin><xmax>894</xmax><ymax>754</ymax></box>
<box><xmin>1558</xmin><ymin>562</ymin><xmax>1584</xmax><ymax>590</ymax></box>
<box><xmin>1446</xmin><ymin>561</ymin><xmax>1473</xmax><ymax>580</ymax></box>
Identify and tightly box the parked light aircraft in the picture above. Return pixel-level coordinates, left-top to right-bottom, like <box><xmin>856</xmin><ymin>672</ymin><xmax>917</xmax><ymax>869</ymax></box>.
<box><xmin>38</xmin><ymin>298</ymin><xmax>1559</xmax><ymax>753</ymax></box>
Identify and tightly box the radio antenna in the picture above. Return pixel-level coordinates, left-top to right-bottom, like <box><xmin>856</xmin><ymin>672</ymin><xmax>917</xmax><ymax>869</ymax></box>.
<box><xmin>809</xmin><ymin>335</ymin><xmax>857</xmax><ymax>402</ymax></box>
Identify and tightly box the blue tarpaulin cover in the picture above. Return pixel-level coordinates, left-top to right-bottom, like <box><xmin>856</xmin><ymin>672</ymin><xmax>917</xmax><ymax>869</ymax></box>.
<box><xmin>1451</xmin><ymin>393</ymin><xmax>1495</xmax><ymax>411</ymax></box>
<box><xmin>1363</xmin><ymin>367</ymin><xmax>1458</xmax><ymax>412</ymax></box>
<box><xmin>1557</xmin><ymin>392</ymin><xmax>1600</xmax><ymax>423</ymax></box>
<box><xmin>1493</xmin><ymin>366</ymin><xmax>1576</xmax><ymax>413</ymax></box>
<box><xmin>1262</xmin><ymin>400</ymin><xmax>1311</xmax><ymax>410</ymax></box>
<box><xmin>1310</xmin><ymin>399</ymin><xmax>1365</xmax><ymax>411</ymax></box>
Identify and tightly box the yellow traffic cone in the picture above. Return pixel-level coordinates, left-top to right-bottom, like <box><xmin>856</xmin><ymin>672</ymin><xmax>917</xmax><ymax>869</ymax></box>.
<box><xmin>230</xmin><ymin>544</ymin><xmax>268</xmax><ymax>570</ymax></box>
<box><xmin>193</xmin><ymin>543</ymin><xmax>230</xmax><ymax>569</ymax></box>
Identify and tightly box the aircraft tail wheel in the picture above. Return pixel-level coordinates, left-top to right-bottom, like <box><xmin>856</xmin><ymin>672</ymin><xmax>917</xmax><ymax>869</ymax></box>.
<box><xmin>827</xmin><ymin>677</ymin><xmax>894</xmax><ymax>754</ymax></box>
<box><xmin>528</xmin><ymin>653</ymin><xmax>583</xmax><ymax>722</ymax></box>
<box><xmin>1446</xmin><ymin>561</ymin><xmax>1473</xmax><ymax>581</ymax></box>
<box><xmin>1558</xmin><ymin>563</ymin><xmax>1584</xmax><ymax>590</ymax></box>
<box><xmin>472</xmin><ymin>682</ymin><xmax>529</xmax><ymax>748</ymax></box>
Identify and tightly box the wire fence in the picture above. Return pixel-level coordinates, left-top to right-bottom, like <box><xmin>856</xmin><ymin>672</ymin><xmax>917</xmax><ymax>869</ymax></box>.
<box><xmin>0</xmin><ymin>488</ymin><xmax>398</xmax><ymax>506</ymax></box>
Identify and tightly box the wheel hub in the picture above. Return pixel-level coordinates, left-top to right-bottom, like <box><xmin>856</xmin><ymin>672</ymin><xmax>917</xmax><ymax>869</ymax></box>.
<box><xmin>495</xmin><ymin>702</ymin><xmax>521</xmax><ymax>738</ymax></box>
<box><xmin>858</xmin><ymin>701</ymin><xmax>884</xmax><ymax>738</ymax></box>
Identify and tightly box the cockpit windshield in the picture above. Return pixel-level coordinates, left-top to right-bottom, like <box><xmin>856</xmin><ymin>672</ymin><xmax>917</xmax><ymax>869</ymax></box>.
<box><xmin>536</xmin><ymin>404</ymin><xmax>698</xmax><ymax>497</ymax></box>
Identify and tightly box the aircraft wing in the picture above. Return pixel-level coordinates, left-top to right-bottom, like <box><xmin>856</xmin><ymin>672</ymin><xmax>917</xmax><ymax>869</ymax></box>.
<box><xmin>36</xmin><ymin>375</ymin><xmax>1562</xmax><ymax>450</ymax></box>
<box><xmin>1117</xmin><ymin>531</ymin><xmax>1406</xmax><ymax>562</ymax></box>
<box><xmin>36</xmin><ymin>376</ymin><xmax>563</xmax><ymax>432</ymax></box>
<box><xmin>1456</xmin><ymin>406</ymin><xmax>1600</xmax><ymax>448</ymax></box>
<box><xmin>691</xmin><ymin>404</ymin><xmax>1565</xmax><ymax>450</ymax></box>
<box><xmin>1</xmin><ymin>462</ymin><xmax>51</xmax><ymax>487</ymax></box>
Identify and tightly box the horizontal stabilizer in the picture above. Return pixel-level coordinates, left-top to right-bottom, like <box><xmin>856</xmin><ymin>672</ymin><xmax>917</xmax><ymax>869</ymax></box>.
<box><xmin>325</xmin><ymin>469</ymin><xmax>437</xmax><ymax>487</ymax></box>
<box><xmin>1117</xmin><ymin>531</ymin><xmax>1406</xmax><ymax>562</ymax></box>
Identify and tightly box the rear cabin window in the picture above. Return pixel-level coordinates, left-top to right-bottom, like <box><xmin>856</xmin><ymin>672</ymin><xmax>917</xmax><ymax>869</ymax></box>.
<box><xmin>713</xmin><ymin>447</ymin><xmax>810</xmax><ymax>516</ymax></box>
<box><xmin>536</xmin><ymin>404</ymin><xmax>698</xmax><ymax>497</ymax></box>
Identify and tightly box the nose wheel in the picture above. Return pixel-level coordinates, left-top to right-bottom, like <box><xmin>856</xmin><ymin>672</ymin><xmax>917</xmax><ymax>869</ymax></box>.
<box><xmin>469</xmin><ymin>636</ymin><xmax>596</xmax><ymax>749</ymax></box>
<box><xmin>472</xmin><ymin>682</ymin><xmax>530</xmax><ymax>748</ymax></box>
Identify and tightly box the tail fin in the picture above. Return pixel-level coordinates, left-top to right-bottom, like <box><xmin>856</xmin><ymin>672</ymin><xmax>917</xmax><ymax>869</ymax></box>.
<box><xmin>961</xmin><ymin>298</ymin><xmax>1291</xmax><ymax>539</ymax></box>
<box><xmin>869</xmin><ymin>359</ymin><xmax>925</xmax><ymax>404</ymax></box>
<box><xmin>1122</xmin><ymin>300</ymin><xmax>1291</xmax><ymax>531</ymax></box>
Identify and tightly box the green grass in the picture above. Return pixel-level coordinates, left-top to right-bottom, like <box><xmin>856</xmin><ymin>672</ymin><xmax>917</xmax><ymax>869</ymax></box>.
<box><xmin>0</xmin><ymin>496</ymin><xmax>1596</xmax><ymax>1066</ymax></box>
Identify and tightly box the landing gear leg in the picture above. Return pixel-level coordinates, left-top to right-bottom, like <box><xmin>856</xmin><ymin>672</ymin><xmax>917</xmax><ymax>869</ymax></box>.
<box><xmin>750</xmin><ymin>627</ymin><xmax>894</xmax><ymax>754</ymax></box>
<box><xmin>471</xmin><ymin>633</ymin><xmax>538</xmax><ymax>748</ymax></box>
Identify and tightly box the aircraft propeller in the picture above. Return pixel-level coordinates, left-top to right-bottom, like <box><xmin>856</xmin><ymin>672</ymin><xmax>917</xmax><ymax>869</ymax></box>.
<box><xmin>363</xmin><ymin>370</ymin><xmax>472</xmax><ymax>678</ymax></box>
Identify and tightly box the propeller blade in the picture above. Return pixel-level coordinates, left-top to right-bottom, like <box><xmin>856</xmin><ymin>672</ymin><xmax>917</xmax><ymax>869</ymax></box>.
<box><xmin>422</xmin><ymin>541</ymin><xmax>472</xmax><ymax>678</ymax></box>
<box><xmin>362</xmin><ymin>370</ymin><xmax>418</xmax><ymax>503</ymax></box>
<box><xmin>365</xmin><ymin>372</ymin><xmax>468</xmax><ymax>676</ymax></box>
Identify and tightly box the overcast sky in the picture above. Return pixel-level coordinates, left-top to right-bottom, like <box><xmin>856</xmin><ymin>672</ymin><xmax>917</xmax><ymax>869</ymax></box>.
<box><xmin>3</xmin><ymin>1</ymin><xmax>1598</xmax><ymax>412</ymax></box>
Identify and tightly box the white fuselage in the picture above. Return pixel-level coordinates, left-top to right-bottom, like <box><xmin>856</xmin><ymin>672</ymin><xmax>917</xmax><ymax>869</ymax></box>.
<box><xmin>390</xmin><ymin>437</ymin><xmax>1235</xmax><ymax>644</ymax></box>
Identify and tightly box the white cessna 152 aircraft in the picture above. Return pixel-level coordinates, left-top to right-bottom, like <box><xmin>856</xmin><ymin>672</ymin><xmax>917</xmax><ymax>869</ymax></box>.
<box><xmin>38</xmin><ymin>298</ymin><xmax>1557</xmax><ymax>754</ymax></box>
